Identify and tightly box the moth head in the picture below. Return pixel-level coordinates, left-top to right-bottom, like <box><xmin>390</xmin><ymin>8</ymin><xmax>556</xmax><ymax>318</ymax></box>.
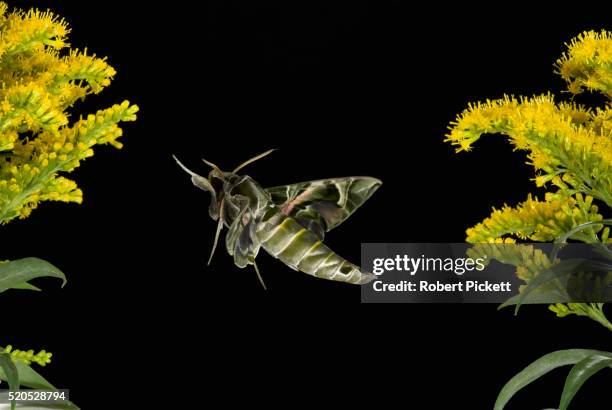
<box><xmin>173</xmin><ymin>149</ymin><xmax>275</xmax><ymax>221</ymax></box>
<box><xmin>173</xmin><ymin>155</ymin><xmax>222</xmax><ymax>220</ymax></box>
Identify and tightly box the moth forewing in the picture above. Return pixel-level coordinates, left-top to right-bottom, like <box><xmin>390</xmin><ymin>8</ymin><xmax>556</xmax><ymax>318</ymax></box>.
<box><xmin>266</xmin><ymin>176</ymin><xmax>382</xmax><ymax>232</ymax></box>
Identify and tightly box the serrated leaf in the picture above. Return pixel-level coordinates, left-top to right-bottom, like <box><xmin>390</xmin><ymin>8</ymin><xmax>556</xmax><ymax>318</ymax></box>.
<box><xmin>559</xmin><ymin>355</ymin><xmax>612</xmax><ymax>410</ymax></box>
<box><xmin>0</xmin><ymin>258</ymin><xmax>66</xmax><ymax>293</ymax></box>
<box><xmin>494</xmin><ymin>349</ymin><xmax>612</xmax><ymax>410</ymax></box>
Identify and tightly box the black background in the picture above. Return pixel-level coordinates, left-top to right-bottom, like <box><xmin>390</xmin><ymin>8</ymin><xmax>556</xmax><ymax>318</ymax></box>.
<box><xmin>3</xmin><ymin>1</ymin><xmax>611</xmax><ymax>408</ymax></box>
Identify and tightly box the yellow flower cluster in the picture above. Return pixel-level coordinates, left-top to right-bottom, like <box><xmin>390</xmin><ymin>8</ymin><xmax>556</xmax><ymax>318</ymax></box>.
<box><xmin>2</xmin><ymin>345</ymin><xmax>51</xmax><ymax>367</ymax></box>
<box><xmin>446</xmin><ymin>31</ymin><xmax>612</xmax><ymax>327</ymax></box>
<box><xmin>466</xmin><ymin>193</ymin><xmax>603</xmax><ymax>243</ymax></box>
<box><xmin>447</xmin><ymin>30</ymin><xmax>612</xmax><ymax>244</ymax></box>
<box><xmin>467</xmin><ymin>242</ymin><xmax>554</xmax><ymax>282</ymax></box>
<box><xmin>556</xmin><ymin>30</ymin><xmax>612</xmax><ymax>98</ymax></box>
<box><xmin>446</xmin><ymin>94</ymin><xmax>612</xmax><ymax>206</ymax></box>
<box><xmin>0</xmin><ymin>2</ymin><xmax>138</xmax><ymax>224</ymax></box>
<box><xmin>549</xmin><ymin>303</ymin><xmax>612</xmax><ymax>331</ymax></box>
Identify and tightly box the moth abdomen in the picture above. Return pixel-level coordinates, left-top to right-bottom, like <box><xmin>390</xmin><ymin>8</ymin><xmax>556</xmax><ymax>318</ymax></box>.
<box><xmin>257</xmin><ymin>211</ymin><xmax>374</xmax><ymax>284</ymax></box>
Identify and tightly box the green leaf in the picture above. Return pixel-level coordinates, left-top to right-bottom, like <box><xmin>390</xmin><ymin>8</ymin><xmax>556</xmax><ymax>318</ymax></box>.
<box><xmin>0</xmin><ymin>258</ymin><xmax>66</xmax><ymax>293</ymax></box>
<box><xmin>9</xmin><ymin>282</ymin><xmax>42</xmax><ymax>291</ymax></box>
<box><xmin>0</xmin><ymin>360</ymin><xmax>55</xmax><ymax>390</ymax></box>
<box><xmin>0</xmin><ymin>353</ymin><xmax>19</xmax><ymax>410</ymax></box>
<box><xmin>13</xmin><ymin>361</ymin><xmax>56</xmax><ymax>390</ymax></box>
<box><xmin>498</xmin><ymin>287</ymin><xmax>566</xmax><ymax>310</ymax></box>
<box><xmin>553</xmin><ymin>219</ymin><xmax>612</xmax><ymax>249</ymax></box>
<box><xmin>559</xmin><ymin>355</ymin><xmax>612</xmax><ymax>410</ymax></box>
<box><xmin>494</xmin><ymin>349</ymin><xmax>612</xmax><ymax>410</ymax></box>
<box><xmin>514</xmin><ymin>259</ymin><xmax>612</xmax><ymax>314</ymax></box>
<box><xmin>0</xmin><ymin>361</ymin><xmax>80</xmax><ymax>409</ymax></box>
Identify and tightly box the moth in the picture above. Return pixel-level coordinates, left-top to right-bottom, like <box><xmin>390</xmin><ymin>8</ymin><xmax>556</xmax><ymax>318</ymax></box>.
<box><xmin>173</xmin><ymin>149</ymin><xmax>381</xmax><ymax>288</ymax></box>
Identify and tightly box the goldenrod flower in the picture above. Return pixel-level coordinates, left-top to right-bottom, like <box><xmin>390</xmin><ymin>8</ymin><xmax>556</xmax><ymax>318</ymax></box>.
<box><xmin>0</xmin><ymin>3</ymin><xmax>138</xmax><ymax>393</ymax></box>
<box><xmin>467</xmin><ymin>242</ymin><xmax>554</xmax><ymax>283</ymax></box>
<box><xmin>0</xmin><ymin>2</ymin><xmax>138</xmax><ymax>224</ymax></box>
<box><xmin>1</xmin><ymin>345</ymin><xmax>52</xmax><ymax>367</ymax></box>
<box><xmin>466</xmin><ymin>193</ymin><xmax>602</xmax><ymax>243</ymax></box>
<box><xmin>446</xmin><ymin>30</ymin><xmax>612</xmax><ymax>329</ymax></box>
<box><xmin>556</xmin><ymin>30</ymin><xmax>612</xmax><ymax>98</ymax></box>
<box><xmin>549</xmin><ymin>303</ymin><xmax>612</xmax><ymax>331</ymax></box>
<box><xmin>446</xmin><ymin>94</ymin><xmax>612</xmax><ymax>206</ymax></box>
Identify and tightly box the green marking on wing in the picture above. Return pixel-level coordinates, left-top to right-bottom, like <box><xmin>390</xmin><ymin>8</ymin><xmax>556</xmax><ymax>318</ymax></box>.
<box><xmin>266</xmin><ymin>176</ymin><xmax>381</xmax><ymax>235</ymax></box>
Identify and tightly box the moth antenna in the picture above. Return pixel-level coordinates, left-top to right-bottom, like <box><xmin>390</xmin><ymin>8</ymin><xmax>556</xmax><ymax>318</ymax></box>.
<box><xmin>253</xmin><ymin>261</ymin><xmax>267</xmax><ymax>290</ymax></box>
<box><xmin>207</xmin><ymin>198</ymin><xmax>225</xmax><ymax>265</ymax></box>
<box><xmin>232</xmin><ymin>149</ymin><xmax>276</xmax><ymax>173</ymax></box>
<box><xmin>173</xmin><ymin>155</ymin><xmax>198</xmax><ymax>177</ymax></box>
<box><xmin>201</xmin><ymin>158</ymin><xmax>224</xmax><ymax>176</ymax></box>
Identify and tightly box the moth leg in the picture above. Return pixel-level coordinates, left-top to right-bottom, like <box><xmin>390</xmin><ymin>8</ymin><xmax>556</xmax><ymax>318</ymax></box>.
<box><xmin>253</xmin><ymin>260</ymin><xmax>267</xmax><ymax>290</ymax></box>
<box><xmin>208</xmin><ymin>198</ymin><xmax>225</xmax><ymax>265</ymax></box>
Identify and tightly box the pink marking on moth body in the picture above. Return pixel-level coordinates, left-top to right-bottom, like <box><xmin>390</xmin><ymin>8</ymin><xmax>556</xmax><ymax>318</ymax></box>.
<box><xmin>242</xmin><ymin>213</ymin><xmax>250</xmax><ymax>225</ymax></box>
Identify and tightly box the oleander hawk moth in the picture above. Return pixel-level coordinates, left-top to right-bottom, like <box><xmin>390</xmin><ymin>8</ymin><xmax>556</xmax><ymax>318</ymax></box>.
<box><xmin>174</xmin><ymin>150</ymin><xmax>381</xmax><ymax>288</ymax></box>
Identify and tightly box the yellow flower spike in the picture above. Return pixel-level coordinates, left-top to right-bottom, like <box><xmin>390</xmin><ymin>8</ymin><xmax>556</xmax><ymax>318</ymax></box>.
<box><xmin>556</xmin><ymin>30</ymin><xmax>612</xmax><ymax>98</ymax></box>
<box><xmin>1</xmin><ymin>344</ymin><xmax>53</xmax><ymax>367</ymax></box>
<box><xmin>549</xmin><ymin>303</ymin><xmax>571</xmax><ymax>317</ymax></box>
<box><xmin>446</xmin><ymin>87</ymin><xmax>612</xmax><ymax>206</ymax></box>
<box><xmin>465</xmin><ymin>193</ymin><xmax>603</xmax><ymax>244</ymax></box>
<box><xmin>0</xmin><ymin>3</ymin><xmax>138</xmax><ymax>224</ymax></box>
